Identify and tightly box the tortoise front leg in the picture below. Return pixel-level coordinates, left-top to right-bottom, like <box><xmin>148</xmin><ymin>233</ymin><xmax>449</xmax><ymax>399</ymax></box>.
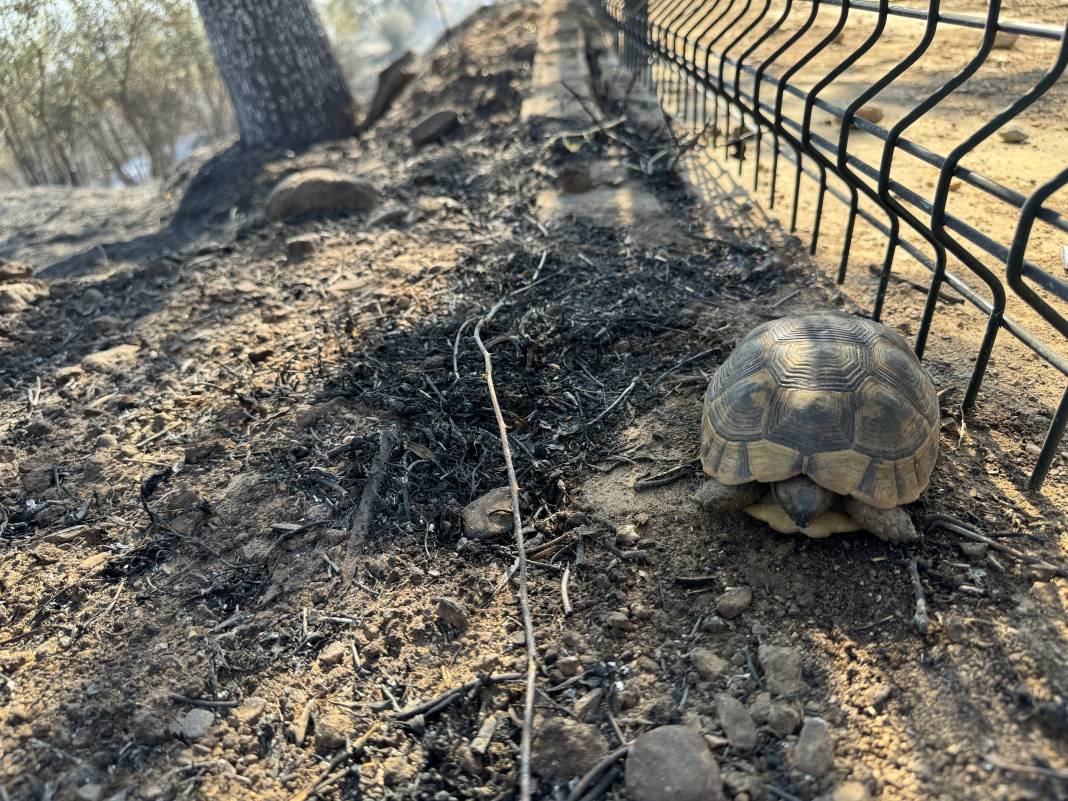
<box><xmin>695</xmin><ymin>480</ymin><xmax>765</xmax><ymax>513</ymax></box>
<box><xmin>843</xmin><ymin>497</ymin><xmax>919</xmax><ymax>543</ymax></box>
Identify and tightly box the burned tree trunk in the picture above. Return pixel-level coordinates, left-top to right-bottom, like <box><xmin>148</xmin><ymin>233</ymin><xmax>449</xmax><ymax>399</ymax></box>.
<box><xmin>193</xmin><ymin>0</ymin><xmax>357</xmax><ymax>149</ymax></box>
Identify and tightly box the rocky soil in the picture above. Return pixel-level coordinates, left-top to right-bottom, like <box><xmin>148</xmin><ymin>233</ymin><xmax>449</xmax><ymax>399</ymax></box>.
<box><xmin>0</xmin><ymin>3</ymin><xmax>1066</xmax><ymax>801</ymax></box>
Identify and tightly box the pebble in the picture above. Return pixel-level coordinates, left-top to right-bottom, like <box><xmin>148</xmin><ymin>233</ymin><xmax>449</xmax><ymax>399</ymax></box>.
<box><xmin>531</xmin><ymin>717</ymin><xmax>608</xmax><ymax>778</ymax></box>
<box><xmin>231</xmin><ymin>696</ymin><xmax>267</xmax><ymax>726</ymax></box>
<box><xmin>556</xmin><ymin>655</ymin><xmax>583</xmax><ymax>676</ymax></box>
<box><xmin>265</xmin><ymin>168</ymin><xmax>380</xmax><ymax>220</ymax></box>
<box><xmin>461</xmin><ymin>487</ymin><xmax>513</xmax><ymax>540</ymax></box>
<box><xmin>691</xmin><ymin>647</ymin><xmax>728</xmax><ymax>682</ymax></box>
<box><xmin>0</xmin><ymin>257</ymin><xmax>32</xmax><ymax>281</ymax></box>
<box><xmin>411</xmin><ymin>110</ymin><xmax>460</xmax><ymax>147</ymax></box>
<box><xmin>315</xmin><ymin>709</ymin><xmax>351</xmax><ymax>751</ymax></box>
<box><xmin>286</xmin><ymin>235</ymin><xmax>318</xmax><ymax>261</ymax></box>
<box><xmin>758</xmin><ymin>644</ymin><xmax>804</xmax><ymax>696</ymax></box>
<box><xmin>318</xmin><ymin>641</ymin><xmax>347</xmax><ymax>668</ymax></box>
<box><xmin>559</xmin><ymin>164</ymin><xmax>593</xmax><ymax>194</ymax></box>
<box><xmin>616</xmin><ymin>523</ymin><xmax>641</xmax><ymax>547</ymax></box>
<box><xmin>854</xmin><ymin>105</ymin><xmax>883</xmax><ymax>124</ymax></box>
<box><xmin>602</xmin><ymin>610</ymin><xmax>632</xmax><ymax>631</ymax></box>
<box><xmin>716</xmin><ymin>695</ymin><xmax>757</xmax><ymax>751</ymax></box>
<box><xmin>793</xmin><ymin>717</ymin><xmax>834</xmax><ymax>776</ymax></box>
<box><xmin>76</xmin><ymin>784</ymin><xmax>103</xmax><ymax>801</ymax></box>
<box><xmin>715</xmin><ymin>586</ymin><xmax>752</xmax><ymax>619</ymax></box>
<box><xmin>959</xmin><ymin>541</ymin><xmax>988</xmax><ymax>558</ymax></box>
<box><xmin>625</xmin><ymin>725</ymin><xmax>724</xmax><ymax>801</ymax></box>
<box><xmin>833</xmin><ymin>781</ymin><xmax>873</xmax><ymax>801</ymax></box>
<box><xmin>0</xmin><ymin>282</ymin><xmax>48</xmax><ymax>313</ymax></box>
<box><xmin>993</xmin><ymin>31</ymin><xmax>1018</xmax><ymax>49</ymax></box>
<box><xmin>133</xmin><ymin>709</ymin><xmax>165</xmax><ymax>745</ymax></box>
<box><xmin>178</xmin><ymin>708</ymin><xmax>215</xmax><ymax>741</ymax></box>
<box><xmin>95</xmin><ymin>433</ymin><xmax>119</xmax><ymax>449</ymax></box>
<box><xmin>574</xmin><ymin>687</ymin><xmax>604</xmax><ymax>720</ymax></box>
<box><xmin>368</xmin><ymin>205</ymin><xmax>411</xmax><ymax>227</ymax></box>
<box><xmin>999</xmin><ymin>126</ymin><xmax>1028</xmax><ymax>144</ymax></box>
<box><xmin>767</xmin><ymin>702</ymin><xmax>801</xmax><ymax>737</ymax></box>
<box><xmin>436</xmin><ymin>596</ymin><xmax>469</xmax><ymax>631</ymax></box>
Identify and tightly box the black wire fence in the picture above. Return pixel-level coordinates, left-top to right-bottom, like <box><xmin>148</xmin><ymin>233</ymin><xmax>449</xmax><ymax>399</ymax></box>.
<box><xmin>596</xmin><ymin>0</ymin><xmax>1068</xmax><ymax>490</ymax></box>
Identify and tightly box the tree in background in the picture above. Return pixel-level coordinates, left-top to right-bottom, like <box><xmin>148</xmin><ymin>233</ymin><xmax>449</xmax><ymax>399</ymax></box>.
<box><xmin>193</xmin><ymin>0</ymin><xmax>357</xmax><ymax>149</ymax></box>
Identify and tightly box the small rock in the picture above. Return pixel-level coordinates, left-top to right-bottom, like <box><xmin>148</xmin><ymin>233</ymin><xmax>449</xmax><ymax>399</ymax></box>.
<box><xmin>758</xmin><ymin>644</ymin><xmax>804</xmax><ymax>696</ymax></box>
<box><xmin>601</xmin><ymin>610</ymin><xmax>631</xmax><ymax>631</ymax></box>
<box><xmin>0</xmin><ymin>282</ymin><xmax>48</xmax><ymax>313</ymax></box>
<box><xmin>82</xmin><ymin>343</ymin><xmax>140</xmax><ymax>373</ymax></box>
<box><xmin>793</xmin><ymin>717</ymin><xmax>834</xmax><ymax>776</ymax></box>
<box><xmin>286</xmin><ymin>235</ymin><xmax>318</xmax><ymax>261</ymax></box>
<box><xmin>715</xmin><ymin>586</ymin><xmax>752</xmax><ymax>619</ymax></box>
<box><xmin>436</xmin><ymin>596</ymin><xmax>469</xmax><ymax>631</ymax></box>
<box><xmin>625</xmin><ymin>725</ymin><xmax>724</xmax><ymax>801</ymax></box>
<box><xmin>95</xmin><ymin>433</ymin><xmax>119</xmax><ymax>450</ymax></box>
<box><xmin>411</xmin><ymin>110</ymin><xmax>459</xmax><ymax>147</ymax></box>
<box><xmin>26</xmin><ymin>417</ymin><xmax>52</xmax><ymax>437</ymax></box>
<box><xmin>462</xmin><ymin>487</ymin><xmax>513</xmax><ymax>540</ymax></box>
<box><xmin>556</xmin><ymin>655</ymin><xmax>583</xmax><ymax>676</ymax></box>
<box><xmin>265</xmin><ymin>168</ymin><xmax>380</xmax><ymax>221</ymax></box>
<box><xmin>616</xmin><ymin>523</ymin><xmax>640</xmax><ymax>547</ymax></box>
<box><xmin>76</xmin><ymin>784</ymin><xmax>103</xmax><ymax>801</ymax></box>
<box><xmin>531</xmin><ymin>717</ymin><xmax>608</xmax><ymax>778</ymax></box>
<box><xmin>574</xmin><ymin>687</ymin><xmax>604</xmax><ymax>720</ymax></box>
<box><xmin>134</xmin><ymin>708</ymin><xmax>166</xmax><ymax>745</ymax></box>
<box><xmin>999</xmin><ymin>126</ymin><xmax>1028</xmax><ymax>144</ymax></box>
<box><xmin>992</xmin><ymin>31</ymin><xmax>1018</xmax><ymax>49</ymax></box>
<box><xmin>691</xmin><ymin>647</ymin><xmax>728</xmax><ymax>682</ymax></box>
<box><xmin>959</xmin><ymin>541</ymin><xmax>988</xmax><ymax>558</ymax></box>
<box><xmin>716</xmin><ymin>695</ymin><xmax>757</xmax><ymax>751</ymax></box>
<box><xmin>318</xmin><ymin>641</ymin><xmax>347</xmax><ymax>668</ymax></box>
<box><xmin>0</xmin><ymin>257</ymin><xmax>32</xmax><ymax>281</ymax></box>
<box><xmin>184</xmin><ymin>439</ymin><xmax>227</xmax><ymax>464</ymax></box>
<box><xmin>766</xmin><ymin>702</ymin><xmax>801</xmax><ymax>737</ymax></box>
<box><xmin>368</xmin><ymin>205</ymin><xmax>411</xmax><ymax>227</ymax></box>
<box><xmin>232</xmin><ymin>696</ymin><xmax>267</xmax><ymax>726</ymax></box>
<box><xmin>833</xmin><ymin>781</ymin><xmax>873</xmax><ymax>801</ymax></box>
<box><xmin>177</xmin><ymin>708</ymin><xmax>215</xmax><ymax>741</ymax></box>
<box><xmin>315</xmin><ymin>709</ymin><xmax>351</xmax><ymax>751</ymax></box>
<box><xmin>749</xmin><ymin>691</ymin><xmax>772</xmax><ymax>725</ymax></box>
<box><xmin>854</xmin><ymin>105</ymin><xmax>883</xmax><ymax>125</ymax></box>
<box><xmin>559</xmin><ymin>164</ymin><xmax>593</xmax><ymax>194</ymax></box>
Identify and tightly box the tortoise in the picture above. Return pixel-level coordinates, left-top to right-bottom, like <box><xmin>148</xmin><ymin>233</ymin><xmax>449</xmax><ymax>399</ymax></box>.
<box><xmin>696</xmin><ymin>312</ymin><xmax>939</xmax><ymax>542</ymax></box>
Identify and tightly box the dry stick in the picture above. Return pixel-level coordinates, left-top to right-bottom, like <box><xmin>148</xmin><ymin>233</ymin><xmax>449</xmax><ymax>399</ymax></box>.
<box><xmin>393</xmin><ymin>673</ymin><xmax>524</xmax><ymax>722</ymax></box>
<box><xmin>587</xmin><ymin>376</ymin><xmax>639</xmax><ymax>427</ymax></box>
<box><xmin>927</xmin><ymin>514</ymin><xmax>1068</xmax><ymax>579</ymax></box>
<box><xmin>342</xmin><ymin>429</ymin><xmax>398</xmax><ymax>580</ymax></box>
<box><xmin>565</xmin><ymin>745</ymin><xmax>631</xmax><ymax>801</ymax></box>
<box><xmin>561</xmin><ymin>565</ymin><xmax>573</xmax><ymax>616</ymax></box>
<box><xmin>985</xmin><ymin>753</ymin><xmax>1068</xmax><ymax>781</ymax></box>
<box><xmin>908</xmin><ymin>557</ymin><xmax>929</xmax><ymax>635</ymax></box>
<box><xmin>634</xmin><ymin>459</ymin><xmax>700</xmax><ymax>491</ymax></box>
<box><xmin>474</xmin><ymin>300</ymin><xmax>537</xmax><ymax>801</ymax></box>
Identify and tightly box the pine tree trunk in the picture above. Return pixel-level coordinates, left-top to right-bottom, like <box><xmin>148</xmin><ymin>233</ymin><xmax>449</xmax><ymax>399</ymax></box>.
<box><xmin>193</xmin><ymin>0</ymin><xmax>356</xmax><ymax>149</ymax></box>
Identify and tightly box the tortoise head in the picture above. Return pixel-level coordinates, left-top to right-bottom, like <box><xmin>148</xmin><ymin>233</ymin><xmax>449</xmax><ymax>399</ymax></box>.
<box><xmin>771</xmin><ymin>476</ymin><xmax>837</xmax><ymax>528</ymax></box>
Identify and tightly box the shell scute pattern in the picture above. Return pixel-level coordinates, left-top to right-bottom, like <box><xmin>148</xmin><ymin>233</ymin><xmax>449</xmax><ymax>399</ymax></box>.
<box><xmin>701</xmin><ymin>313</ymin><xmax>939</xmax><ymax>508</ymax></box>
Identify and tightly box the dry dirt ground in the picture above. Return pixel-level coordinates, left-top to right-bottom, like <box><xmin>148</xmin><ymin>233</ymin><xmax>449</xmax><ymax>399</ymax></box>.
<box><xmin>1</xmin><ymin>3</ymin><xmax>1068</xmax><ymax>801</ymax></box>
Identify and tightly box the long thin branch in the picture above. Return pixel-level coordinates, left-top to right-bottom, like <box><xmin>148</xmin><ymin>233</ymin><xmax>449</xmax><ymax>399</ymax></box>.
<box><xmin>342</xmin><ymin>429</ymin><xmax>397</xmax><ymax>580</ymax></box>
<box><xmin>474</xmin><ymin>299</ymin><xmax>536</xmax><ymax>801</ymax></box>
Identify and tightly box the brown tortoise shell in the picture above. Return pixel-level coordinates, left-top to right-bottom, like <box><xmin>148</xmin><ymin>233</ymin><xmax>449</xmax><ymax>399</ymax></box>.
<box><xmin>701</xmin><ymin>312</ymin><xmax>939</xmax><ymax>509</ymax></box>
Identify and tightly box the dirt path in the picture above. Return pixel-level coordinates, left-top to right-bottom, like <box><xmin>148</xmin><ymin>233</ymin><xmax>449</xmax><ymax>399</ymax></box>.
<box><xmin>0</xmin><ymin>3</ymin><xmax>1067</xmax><ymax>801</ymax></box>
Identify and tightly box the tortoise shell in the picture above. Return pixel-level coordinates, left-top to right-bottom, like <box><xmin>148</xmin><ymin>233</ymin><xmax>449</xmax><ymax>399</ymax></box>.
<box><xmin>701</xmin><ymin>312</ymin><xmax>939</xmax><ymax>509</ymax></box>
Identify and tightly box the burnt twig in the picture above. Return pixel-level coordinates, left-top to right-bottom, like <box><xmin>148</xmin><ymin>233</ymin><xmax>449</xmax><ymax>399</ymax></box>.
<box><xmin>342</xmin><ymin>429</ymin><xmax>398</xmax><ymax>580</ymax></box>
<box><xmin>565</xmin><ymin>745</ymin><xmax>630</xmax><ymax>801</ymax></box>
<box><xmin>393</xmin><ymin>672</ymin><xmax>524</xmax><ymax>721</ymax></box>
<box><xmin>908</xmin><ymin>557</ymin><xmax>929</xmax><ymax>635</ymax></box>
<box><xmin>928</xmin><ymin>514</ymin><xmax>1068</xmax><ymax>578</ymax></box>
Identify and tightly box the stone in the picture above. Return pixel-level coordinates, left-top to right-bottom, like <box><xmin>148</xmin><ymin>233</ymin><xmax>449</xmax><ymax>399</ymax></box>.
<box><xmin>0</xmin><ymin>258</ymin><xmax>32</xmax><ymax>282</ymax></box>
<box><xmin>715</xmin><ymin>586</ymin><xmax>752</xmax><ymax>619</ymax></box>
<box><xmin>462</xmin><ymin>487</ymin><xmax>513</xmax><ymax>540</ymax></box>
<box><xmin>286</xmin><ymin>235</ymin><xmax>318</xmax><ymax>261</ymax></box>
<box><xmin>82</xmin><ymin>343</ymin><xmax>140</xmax><ymax>373</ymax></box>
<box><xmin>265</xmin><ymin>168</ymin><xmax>380</xmax><ymax>221</ymax></box>
<box><xmin>999</xmin><ymin>126</ymin><xmax>1028</xmax><ymax>144</ymax></box>
<box><xmin>960</xmin><ymin>541</ymin><xmax>988</xmax><ymax>558</ymax></box>
<box><xmin>436</xmin><ymin>596</ymin><xmax>468</xmax><ymax>631</ymax></box>
<box><xmin>531</xmin><ymin>717</ymin><xmax>608</xmax><ymax>778</ymax></box>
<box><xmin>0</xmin><ymin>282</ymin><xmax>48</xmax><ymax>313</ymax></box>
<box><xmin>625</xmin><ymin>725</ymin><xmax>724</xmax><ymax>801</ymax></box>
<box><xmin>794</xmin><ymin>717</ymin><xmax>834</xmax><ymax>776</ymax></box>
<box><xmin>368</xmin><ymin>205</ymin><xmax>411</xmax><ymax>227</ymax></box>
<box><xmin>411</xmin><ymin>110</ymin><xmax>459</xmax><ymax>147</ymax></box>
<box><xmin>993</xmin><ymin>31</ymin><xmax>1018</xmax><ymax>49</ymax></box>
<box><xmin>76</xmin><ymin>784</ymin><xmax>103</xmax><ymax>801</ymax></box>
<box><xmin>133</xmin><ymin>709</ymin><xmax>166</xmax><ymax>745</ymax></box>
<box><xmin>556</xmin><ymin>655</ymin><xmax>583</xmax><ymax>676</ymax></box>
<box><xmin>559</xmin><ymin>164</ymin><xmax>593</xmax><ymax>194</ymax></box>
<box><xmin>833</xmin><ymin>781</ymin><xmax>873</xmax><ymax>801</ymax></box>
<box><xmin>716</xmin><ymin>695</ymin><xmax>757</xmax><ymax>751</ymax></box>
<box><xmin>535</xmin><ymin>186</ymin><xmax>682</xmax><ymax>246</ymax></box>
<box><xmin>574</xmin><ymin>687</ymin><xmax>604</xmax><ymax>720</ymax></box>
<box><xmin>854</xmin><ymin>105</ymin><xmax>883</xmax><ymax>125</ymax></box>
<box><xmin>95</xmin><ymin>433</ymin><xmax>119</xmax><ymax>450</ymax></box>
<box><xmin>232</xmin><ymin>696</ymin><xmax>267</xmax><ymax>726</ymax></box>
<box><xmin>766</xmin><ymin>702</ymin><xmax>801</xmax><ymax>737</ymax></box>
<box><xmin>758</xmin><ymin>644</ymin><xmax>804</xmax><ymax>696</ymax></box>
<box><xmin>318</xmin><ymin>641</ymin><xmax>347</xmax><ymax>668</ymax></box>
<box><xmin>615</xmin><ymin>523</ymin><xmax>640</xmax><ymax>547</ymax></box>
<box><xmin>362</xmin><ymin>51</ymin><xmax>415</xmax><ymax>128</ymax></box>
<box><xmin>315</xmin><ymin>709</ymin><xmax>351</xmax><ymax>751</ymax></box>
<box><xmin>178</xmin><ymin>708</ymin><xmax>215</xmax><ymax>741</ymax></box>
<box><xmin>601</xmin><ymin>610</ymin><xmax>631</xmax><ymax>631</ymax></box>
<box><xmin>691</xmin><ymin>648</ymin><xmax>728</xmax><ymax>682</ymax></box>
